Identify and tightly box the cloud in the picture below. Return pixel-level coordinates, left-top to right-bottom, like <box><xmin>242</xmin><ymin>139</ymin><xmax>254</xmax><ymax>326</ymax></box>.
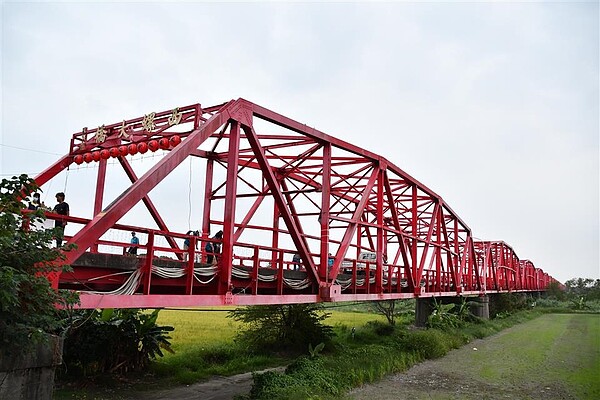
<box><xmin>1</xmin><ymin>1</ymin><xmax>598</xmax><ymax>282</ymax></box>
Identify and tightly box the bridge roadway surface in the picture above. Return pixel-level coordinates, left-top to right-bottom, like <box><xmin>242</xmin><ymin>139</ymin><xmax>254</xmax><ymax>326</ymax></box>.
<box><xmin>33</xmin><ymin>98</ymin><xmax>556</xmax><ymax>308</ymax></box>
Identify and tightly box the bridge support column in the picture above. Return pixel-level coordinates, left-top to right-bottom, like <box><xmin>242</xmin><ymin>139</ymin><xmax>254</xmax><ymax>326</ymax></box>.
<box><xmin>471</xmin><ymin>295</ymin><xmax>489</xmax><ymax>320</ymax></box>
<box><xmin>415</xmin><ymin>297</ymin><xmax>433</xmax><ymax>327</ymax></box>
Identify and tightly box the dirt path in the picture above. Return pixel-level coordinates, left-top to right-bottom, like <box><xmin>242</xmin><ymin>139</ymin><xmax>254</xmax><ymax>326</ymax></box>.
<box><xmin>128</xmin><ymin>367</ymin><xmax>285</xmax><ymax>400</ymax></box>
<box><xmin>349</xmin><ymin>314</ymin><xmax>599</xmax><ymax>400</ymax></box>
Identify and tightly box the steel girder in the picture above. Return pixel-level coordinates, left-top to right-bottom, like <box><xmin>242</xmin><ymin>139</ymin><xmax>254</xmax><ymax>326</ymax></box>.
<box><xmin>34</xmin><ymin>98</ymin><xmax>556</xmax><ymax>308</ymax></box>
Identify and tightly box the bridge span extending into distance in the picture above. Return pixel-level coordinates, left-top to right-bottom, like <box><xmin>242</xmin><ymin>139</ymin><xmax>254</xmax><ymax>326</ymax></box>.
<box><xmin>33</xmin><ymin>98</ymin><xmax>556</xmax><ymax>310</ymax></box>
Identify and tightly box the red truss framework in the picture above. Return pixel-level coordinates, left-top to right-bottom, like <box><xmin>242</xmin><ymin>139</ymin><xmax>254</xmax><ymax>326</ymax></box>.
<box><xmin>34</xmin><ymin>98</ymin><xmax>557</xmax><ymax>308</ymax></box>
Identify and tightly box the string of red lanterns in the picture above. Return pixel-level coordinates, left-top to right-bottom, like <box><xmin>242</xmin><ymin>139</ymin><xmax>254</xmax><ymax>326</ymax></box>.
<box><xmin>73</xmin><ymin>135</ymin><xmax>181</xmax><ymax>165</ymax></box>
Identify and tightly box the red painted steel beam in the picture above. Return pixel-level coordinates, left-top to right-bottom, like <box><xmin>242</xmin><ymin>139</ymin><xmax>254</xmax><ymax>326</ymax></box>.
<box><xmin>117</xmin><ymin>156</ymin><xmax>181</xmax><ymax>254</ymax></box>
<box><xmin>220</xmin><ymin>120</ymin><xmax>241</xmax><ymax>294</ymax></box>
<box><xmin>34</xmin><ymin>154</ymin><xmax>72</xmax><ymax>188</ymax></box>
<box><xmin>60</xmin><ymin>100</ymin><xmax>235</xmax><ymax>266</ymax></box>
<box><xmin>330</xmin><ymin>168</ymin><xmax>379</xmax><ymax>281</ymax></box>
<box><xmin>77</xmin><ymin>293</ymin><xmax>321</xmax><ymax>308</ymax></box>
<box><xmin>241</xmin><ymin>121</ymin><xmax>320</xmax><ymax>284</ymax></box>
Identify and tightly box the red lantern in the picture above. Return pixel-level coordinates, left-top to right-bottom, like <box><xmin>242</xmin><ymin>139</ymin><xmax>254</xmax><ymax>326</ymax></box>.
<box><xmin>109</xmin><ymin>147</ymin><xmax>120</xmax><ymax>158</ymax></box>
<box><xmin>128</xmin><ymin>144</ymin><xmax>138</xmax><ymax>155</ymax></box>
<box><xmin>118</xmin><ymin>145</ymin><xmax>129</xmax><ymax>157</ymax></box>
<box><xmin>74</xmin><ymin>155</ymin><xmax>84</xmax><ymax>165</ymax></box>
<box><xmin>137</xmin><ymin>142</ymin><xmax>148</xmax><ymax>154</ymax></box>
<box><xmin>159</xmin><ymin>137</ymin><xmax>170</xmax><ymax>149</ymax></box>
<box><xmin>92</xmin><ymin>151</ymin><xmax>101</xmax><ymax>162</ymax></box>
<box><xmin>148</xmin><ymin>140</ymin><xmax>159</xmax><ymax>152</ymax></box>
<box><xmin>83</xmin><ymin>153</ymin><xmax>93</xmax><ymax>163</ymax></box>
<box><xmin>170</xmin><ymin>135</ymin><xmax>181</xmax><ymax>146</ymax></box>
<box><xmin>100</xmin><ymin>149</ymin><xmax>110</xmax><ymax>159</ymax></box>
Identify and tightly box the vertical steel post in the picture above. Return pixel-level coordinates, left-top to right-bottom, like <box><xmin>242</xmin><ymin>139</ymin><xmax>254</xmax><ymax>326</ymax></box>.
<box><xmin>375</xmin><ymin>166</ymin><xmax>384</xmax><ymax>293</ymax></box>
<box><xmin>91</xmin><ymin>158</ymin><xmax>107</xmax><ymax>253</ymax></box>
<box><xmin>320</xmin><ymin>143</ymin><xmax>331</xmax><ymax>281</ymax></box>
<box><xmin>411</xmin><ymin>185</ymin><xmax>418</xmax><ymax>287</ymax></box>
<box><xmin>271</xmin><ymin>196</ymin><xmax>280</xmax><ymax>272</ymax></box>
<box><xmin>220</xmin><ymin>120</ymin><xmax>240</xmax><ymax>294</ymax></box>
<box><xmin>202</xmin><ymin>159</ymin><xmax>214</xmax><ymax>241</ymax></box>
<box><xmin>143</xmin><ymin>231</ymin><xmax>155</xmax><ymax>295</ymax></box>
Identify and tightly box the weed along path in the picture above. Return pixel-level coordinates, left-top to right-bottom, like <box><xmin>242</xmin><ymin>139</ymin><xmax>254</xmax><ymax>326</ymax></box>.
<box><xmin>349</xmin><ymin>314</ymin><xmax>600</xmax><ymax>400</ymax></box>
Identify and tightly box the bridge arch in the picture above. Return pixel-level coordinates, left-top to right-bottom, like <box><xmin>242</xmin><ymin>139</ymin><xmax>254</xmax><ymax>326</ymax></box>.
<box><xmin>34</xmin><ymin>99</ymin><xmax>556</xmax><ymax>308</ymax></box>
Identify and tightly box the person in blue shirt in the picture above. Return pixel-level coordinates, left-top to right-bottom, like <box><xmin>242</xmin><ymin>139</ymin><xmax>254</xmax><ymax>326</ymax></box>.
<box><xmin>183</xmin><ymin>230</ymin><xmax>199</xmax><ymax>261</ymax></box>
<box><xmin>128</xmin><ymin>232</ymin><xmax>140</xmax><ymax>255</ymax></box>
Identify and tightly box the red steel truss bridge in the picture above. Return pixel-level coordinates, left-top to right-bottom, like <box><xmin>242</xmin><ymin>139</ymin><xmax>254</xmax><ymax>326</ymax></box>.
<box><xmin>34</xmin><ymin>98</ymin><xmax>556</xmax><ymax>309</ymax></box>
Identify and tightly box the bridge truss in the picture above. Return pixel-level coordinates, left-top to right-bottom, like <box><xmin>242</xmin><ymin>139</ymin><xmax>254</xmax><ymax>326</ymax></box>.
<box><xmin>34</xmin><ymin>99</ymin><xmax>555</xmax><ymax>308</ymax></box>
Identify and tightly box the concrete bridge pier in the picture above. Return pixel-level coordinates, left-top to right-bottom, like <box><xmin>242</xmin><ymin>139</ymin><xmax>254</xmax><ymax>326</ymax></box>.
<box><xmin>415</xmin><ymin>297</ymin><xmax>433</xmax><ymax>327</ymax></box>
<box><xmin>470</xmin><ymin>295</ymin><xmax>490</xmax><ymax>319</ymax></box>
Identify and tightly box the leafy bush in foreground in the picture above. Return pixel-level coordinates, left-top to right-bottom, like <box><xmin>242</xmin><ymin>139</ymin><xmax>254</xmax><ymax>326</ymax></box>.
<box><xmin>62</xmin><ymin>308</ymin><xmax>173</xmax><ymax>375</ymax></box>
<box><xmin>0</xmin><ymin>174</ymin><xmax>78</xmax><ymax>355</ymax></box>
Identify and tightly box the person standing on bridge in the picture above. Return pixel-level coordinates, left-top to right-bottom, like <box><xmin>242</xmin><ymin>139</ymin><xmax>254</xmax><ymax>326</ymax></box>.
<box><xmin>205</xmin><ymin>230</ymin><xmax>223</xmax><ymax>265</ymax></box>
<box><xmin>53</xmin><ymin>192</ymin><xmax>69</xmax><ymax>247</ymax></box>
<box><xmin>183</xmin><ymin>230</ymin><xmax>199</xmax><ymax>262</ymax></box>
<box><xmin>128</xmin><ymin>232</ymin><xmax>139</xmax><ymax>255</ymax></box>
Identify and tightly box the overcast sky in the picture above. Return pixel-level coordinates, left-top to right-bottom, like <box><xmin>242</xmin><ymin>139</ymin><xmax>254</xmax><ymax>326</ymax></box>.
<box><xmin>1</xmin><ymin>1</ymin><xmax>598</xmax><ymax>283</ymax></box>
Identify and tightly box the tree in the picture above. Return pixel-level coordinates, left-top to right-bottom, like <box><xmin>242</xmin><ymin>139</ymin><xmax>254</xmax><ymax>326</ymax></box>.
<box><xmin>371</xmin><ymin>300</ymin><xmax>398</xmax><ymax>325</ymax></box>
<box><xmin>228</xmin><ymin>304</ymin><xmax>334</xmax><ymax>353</ymax></box>
<box><xmin>564</xmin><ymin>278</ymin><xmax>600</xmax><ymax>300</ymax></box>
<box><xmin>544</xmin><ymin>281</ymin><xmax>565</xmax><ymax>300</ymax></box>
<box><xmin>0</xmin><ymin>175</ymin><xmax>77</xmax><ymax>354</ymax></box>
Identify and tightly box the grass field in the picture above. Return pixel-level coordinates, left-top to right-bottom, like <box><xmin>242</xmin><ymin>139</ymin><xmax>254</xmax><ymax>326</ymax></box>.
<box><xmin>151</xmin><ymin>306</ymin><xmax>387</xmax><ymax>385</ymax></box>
<box><xmin>156</xmin><ymin>306</ymin><xmax>386</xmax><ymax>351</ymax></box>
<box><xmin>472</xmin><ymin>313</ymin><xmax>600</xmax><ymax>399</ymax></box>
<box><xmin>351</xmin><ymin>313</ymin><xmax>600</xmax><ymax>400</ymax></box>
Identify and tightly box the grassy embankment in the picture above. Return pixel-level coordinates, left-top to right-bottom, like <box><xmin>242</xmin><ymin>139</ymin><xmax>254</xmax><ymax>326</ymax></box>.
<box><xmin>150</xmin><ymin>305</ymin><xmax>387</xmax><ymax>385</ymax></box>
<box><xmin>470</xmin><ymin>313</ymin><xmax>600</xmax><ymax>399</ymax></box>
<box><xmin>55</xmin><ymin>300</ymin><xmax>600</xmax><ymax>399</ymax></box>
<box><xmin>350</xmin><ymin>313</ymin><xmax>600</xmax><ymax>400</ymax></box>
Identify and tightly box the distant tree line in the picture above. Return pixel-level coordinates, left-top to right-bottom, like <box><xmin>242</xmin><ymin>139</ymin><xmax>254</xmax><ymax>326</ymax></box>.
<box><xmin>546</xmin><ymin>278</ymin><xmax>600</xmax><ymax>301</ymax></box>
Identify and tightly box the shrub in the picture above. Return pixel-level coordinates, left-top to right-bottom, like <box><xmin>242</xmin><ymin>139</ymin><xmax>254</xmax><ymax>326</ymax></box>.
<box><xmin>228</xmin><ymin>304</ymin><xmax>334</xmax><ymax>353</ymax></box>
<box><xmin>366</xmin><ymin>320</ymin><xmax>396</xmax><ymax>336</ymax></box>
<box><xmin>0</xmin><ymin>175</ymin><xmax>78</xmax><ymax>355</ymax></box>
<box><xmin>62</xmin><ymin>308</ymin><xmax>173</xmax><ymax>375</ymax></box>
<box><xmin>250</xmin><ymin>357</ymin><xmax>340</xmax><ymax>399</ymax></box>
<box><xmin>489</xmin><ymin>293</ymin><xmax>528</xmax><ymax>318</ymax></box>
<box><xmin>427</xmin><ymin>298</ymin><xmax>462</xmax><ymax>329</ymax></box>
<box><xmin>398</xmin><ymin>329</ymin><xmax>451</xmax><ymax>359</ymax></box>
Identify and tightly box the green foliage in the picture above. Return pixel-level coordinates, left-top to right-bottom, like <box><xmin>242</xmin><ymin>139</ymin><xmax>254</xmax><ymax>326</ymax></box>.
<box><xmin>545</xmin><ymin>281</ymin><xmax>566</xmax><ymax>300</ymax></box>
<box><xmin>564</xmin><ymin>278</ymin><xmax>600</xmax><ymax>301</ymax></box>
<box><xmin>398</xmin><ymin>329</ymin><xmax>452</xmax><ymax>359</ymax></box>
<box><xmin>308</xmin><ymin>342</ymin><xmax>325</xmax><ymax>358</ymax></box>
<box><xmin>228</xmin><ymin>304</ymin><xmax>334</xmax><ymax>353</ymax></box>
<box><xmin>489</xmin><ymin>293</ymin><xmax>528</xmax><ymax>318</ymax></box>
<box><xmin>569</xmin><ymin>296</ymin><xmax>591</xmax><ymax>310</ymax></box>
<box><xmin>151</xmin><ymin>343</ymin><xmax>280</xmax><ymax>385</ymax></box>
<box><xmin>245</xmin><ymin>311</ymin><xmax>545</xmax><ymax>399</ymax></box>
<box><xmin>0</xmin><ymin>174</ymin><xmax>78</xmax><ymax>355</ymax></box>
<box><xmin>250</xmin><ymin>356</ymin><xmax>340</xmax><ymax>399</ymax></box>
<box><xmin>366</xmin><ymin>320</ymin><xmax>396</xmax><ymax>336</ymax></box>
<box><xmin>370</xmin><ymin>299</ymin><xmax>415</xmax><ymax>326</ymax></box>
<box><xmin>427</xmin><ymin>298</ymin><xmax>463</xmax><ymax>329</ymax></box>
<box><xmin>62</xmin><ymin>308</ymin><xmax>174</xmax><ymax>375</ymax></box>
